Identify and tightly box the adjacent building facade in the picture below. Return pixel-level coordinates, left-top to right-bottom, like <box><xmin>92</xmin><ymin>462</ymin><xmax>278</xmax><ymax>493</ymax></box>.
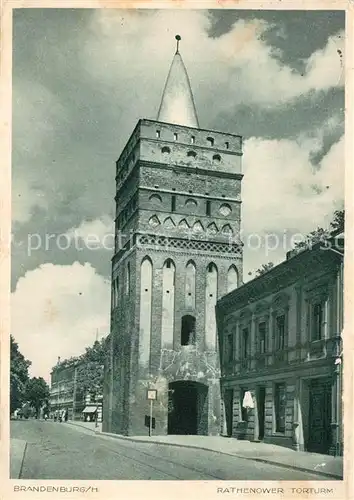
<box><xmin>50</xmin><ymin>362</ymin><xmax>84</xmax><ymax>420</ymax></box>
<box><xmin>216</xmin><ymin>234</ymin><xmax>344</xmax><ymax>455</ymax></box>
<box><xmin>103</xmin><ymin>37</ymin><xmax>243</xmax><ymax>436</ymax></box>
<box><xmin>50</xmin><ymin>358</ymin><xmax>104</xmax><ymax>422</ymax></box>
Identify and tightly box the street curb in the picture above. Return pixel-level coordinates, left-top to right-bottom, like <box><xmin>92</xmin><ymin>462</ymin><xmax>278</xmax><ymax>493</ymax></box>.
<box><xmin>66</xmin><ymin>422</ymin><xmax>342</xmax><ymax>480</ymax></box>
<box><xmin>10</xmin><ymin>439</ymin><xmax>27</xmax><ymax>479</ymax></box>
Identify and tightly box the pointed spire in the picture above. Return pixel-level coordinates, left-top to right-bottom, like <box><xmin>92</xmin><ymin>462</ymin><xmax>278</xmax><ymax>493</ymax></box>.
<box><xmin>157</xmin><ymin>35</ymin><xmax>199</xmax><ymax>128</ymax></box>
<box><xmin>175</xmin><ymin>34</ymin><xmax>181</xmax><ymax>54</ymax></box>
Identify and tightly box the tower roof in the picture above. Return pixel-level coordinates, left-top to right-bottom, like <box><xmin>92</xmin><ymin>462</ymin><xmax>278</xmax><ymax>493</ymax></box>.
<box><xmin>157</xmin><ymin>35</ymin><xmax>199</xmax><ymax>128</ymax></box>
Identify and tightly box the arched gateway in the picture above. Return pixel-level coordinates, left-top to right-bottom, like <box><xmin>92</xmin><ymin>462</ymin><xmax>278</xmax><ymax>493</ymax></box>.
<box><xmin>168</xmin><ymin>381</ymin><xmax>209</xmax><ymax>435</ymax></box>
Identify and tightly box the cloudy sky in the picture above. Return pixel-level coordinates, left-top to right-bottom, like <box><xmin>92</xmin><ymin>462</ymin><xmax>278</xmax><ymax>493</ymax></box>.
<box><xmin>11</xmin><ymin>8</ymin><xmax>345</xmax><ymax>380</ymax></box>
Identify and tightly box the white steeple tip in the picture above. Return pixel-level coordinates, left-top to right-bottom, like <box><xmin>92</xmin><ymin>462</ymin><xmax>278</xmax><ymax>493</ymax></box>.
<box><xmin>157</xmin><ymin>35</ymin><xmax>199</xmax><ymax>128</ymax></box>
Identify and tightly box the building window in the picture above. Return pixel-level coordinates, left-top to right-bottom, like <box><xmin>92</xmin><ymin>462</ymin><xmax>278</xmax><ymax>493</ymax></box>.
<box><xmin>207</xmin><ymin>136</ymin><xmax>214</xmax><ymax>146</ymax></box>
<box><xmin>312</xmin><ymin>302</ymin><xmax>325</xmax><ymax>341</ymax></box>
<box><xmin>206</xmin><ymin>200</ymin><xmax>211</xmax><ymax>216</ymax></box>
<box><xmin>213</xmin><ymin>154</ymin><xmax>221</xmax><ymax>162</ymax></box>
<box><xmin>275</xmin><ymin>314</ymin><xmax>285</xmax><ymax>350</ymax></box>
<box><xmin>258</xmin><ymin>321</ymin><xmax>266</xmax><ymax>353</ymax></box>
<box><xmin>125</xmin><ymin>262</ymin><xmax>130</xmax><ymax>295</ymax></box>
<box><xmin>225</xmin><ymin>141</ymin><xmax>229</xmax><ymax>149</ymax></box>
<box><xmin>162</xmin><ymin>146</ymin><xmax>170</xmax><ymax>154</ymax></box>
<box><xmin>156</xmin><ymin>130</ymin><xmax>160</xmax><ymax>138</ymax></box>
<box><xmin>181</xmin><ymin>315</ymin><xmax>196</xmax><ymax>345</ymax></box>
<box><xmin>171</xmin><ymin>195</ymin><xmax>176</xmax><ymax>212</ymax></box>
<box><xmin>187</xmin><ymin>150</ymin><xmax>197</xmax><ymax>158</ymax></box>
<box><xmin>174</xmin><ymin>133</ymin><xmax>178</xmax><ymax>141</ymax></box>
<box><xmin>274</xmin><ymin>383</ymin><xmax>286</xmax><ymax>433</ymax></box>
<box><xmin>242</xmin><ymin>328</ymin><xmax>249</xmax><ymax>359</ymax></box>
<box><xmin>226</xmin><ymin>333</ymin><xmax>234</xmax><ymax>363</ymax></box>
<box><xmin>191</xmin><ymin>135</ymin><xmax>195</xmax><ymax>144</ymax></box>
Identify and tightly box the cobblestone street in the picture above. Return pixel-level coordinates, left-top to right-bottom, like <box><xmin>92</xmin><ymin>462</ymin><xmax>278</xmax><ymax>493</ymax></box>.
<box><xmin>11</xmin><ymin>420</ymin><xmax>341</xmax><ymax>480</ymax></box>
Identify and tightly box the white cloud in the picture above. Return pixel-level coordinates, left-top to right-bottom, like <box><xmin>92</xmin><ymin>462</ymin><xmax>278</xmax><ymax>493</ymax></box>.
<box><xmin>65</xmin><ymin>215</ymin><xmax>114</xmax><ymax>249</ymax></box>
<box><xmin>11</xmin><ymin>262</ymin><xmax>110</xmax><ymax>381</ymax></box>
<box><xmin>242</xmin><ymin>134</ymin><xmax>344</xmax><ymax>235</ymax></box>
<box><xmin>241</xmin><ymin>132</ymin><xmax>344</xmax><ymax>279</ymax></box>
<box><xmin>84</xmin><ymin>11</ymin><xmax>344</xmax><ymax>111</ymax></box>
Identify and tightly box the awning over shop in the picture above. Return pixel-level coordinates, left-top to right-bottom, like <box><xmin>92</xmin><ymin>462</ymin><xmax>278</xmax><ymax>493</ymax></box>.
<box><xmin>82</xmin><ymin>406</ymin><xmax>98</xmax><ymax>413</ymax></box>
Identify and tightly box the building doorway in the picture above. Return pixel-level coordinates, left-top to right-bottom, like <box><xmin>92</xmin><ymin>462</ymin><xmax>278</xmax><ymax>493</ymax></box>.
<box><xmin>168</xmin><ymin>381</ymin><xmax>208</xmax><ymax>435</ymax></box>
<box><xmin>257</xmin><ymin>386</ymin><xmax>266</xmax><ymax>441</ymax></box>
<box><xmin>224</xmin><ymin>389</ymin><xmax>233</xmax><ymax>437</ymax></box>
<box><xmin>308</xmin><ymin>378</ymin><xmax>332</xmax><ymax>454</ymax></box>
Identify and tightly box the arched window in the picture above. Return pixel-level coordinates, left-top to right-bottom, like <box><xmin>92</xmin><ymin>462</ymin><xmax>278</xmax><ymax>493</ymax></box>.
<box><xmin>161</xmin><ymin>146</ymin><xmax>171</xmax><ymax>154</ymax></box>
<box><xmin>222</xmin><ymin>224</ymin><xmax>233</xmax><ymax>235</ymax></box>
<box><xmin>205</xmin><ymin>263</ymin><xmax>218</xmax><ymax>350</ymax></box>
<box><xmin>219</xmin><ymin>204</ymin><xmax>232</xmax><ymax>216</ymax></box>
<box><xmin>185</xmin><ymin>260</ymin><xmax>196</xmax><ymax>309</ymax></box>
<box><xmin>161</xmin><ymin>259</ymin><xmax>175</xmax><ymax>348</ymax></box>
<box><xmin>206</xmin><ymin>222</ymin><xmax>218</xmax><ymax>235</ymax></box>
<box><xmin>213</xmin><ymin>154</ymin><xmax>221</xmax><ymax>162</ymax></box>
<box><xmin>139</xmin><ymin>257</ymin><xmax>153</xmax><ymax>369</ymax></box>
<box><xmin>193</xmin><ymin>221</ymin><xmax>204</xmax><ymax>233</ymax></box>
<box><xmin>227</xmin><ymin>265</ymin><xmax>239</xmax><ymax>293</ymax></box>
<box><xmin>179</xmin><ymin>218</ymin><xmax>190</xmax><ymax>229</ymax></box>
<box><xmin>148</xmin><ymin>215</ymin><xmax>160</xmax><ymax>227</ymax></box>
<box><xmin>185</xmin><ymin>198</ymin><xmax>197</xmax><ymax>208</ymax></box>
<box><xmin>115</xmin><ymin>277</ymin><xmax>119</xmax><ymax>308</ymax></box>
<box><xmin>111</xmin><ymin>278</ymin><xmax>116</xmax><ymax>310</ymax></box>
<box><xmin>125</xmin><ymin>262</ymin><xmax>131</xmax><ymax>295</ymax></box>
<box><xmin>149</xmin><ymin>193</ymin><xmax>162</xmax><ymax>204</ymax></box>
<box><xmin>181</xmin><ymin>315</ymin><xmax>196</xmax><ymax>346</ymax></box>
<box><xmin>187</xmin><ymin>150</ymin><xmax>197</xmax><ymax>158</ymax></box>
<box><xmin>207</xmin><ymin>136</ymin><xmax>214</xmax><ymax>146</ymax></box>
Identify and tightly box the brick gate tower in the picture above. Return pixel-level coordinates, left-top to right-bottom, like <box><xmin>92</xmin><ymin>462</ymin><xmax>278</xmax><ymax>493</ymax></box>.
<box><xmin>103</xmin><ymin>36</ymin><xmax>243</xmax><ymax>436</ymax></box>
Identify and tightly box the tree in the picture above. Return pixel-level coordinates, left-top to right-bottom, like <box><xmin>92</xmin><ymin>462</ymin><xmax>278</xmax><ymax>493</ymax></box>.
<box><xmin>293</xmin><ymin>226</ymin><xmax>331</xmax><ymax>253</ymax></box>
<box><xmin>25</xmin><ymin>377</ymin><xmax>50</xmax><ymax>417</ymax></box>
<box><xmin>330</xmin><ymin>209</ymin><xmax>344</xmax><ymax>232</ymax></box>
<box><xmin>75</xmin><ymin>337</ymin><xmax>109</xmax><ymax>400</ymax></box>
<box><xmin>76</xmin><ymin>361</ymin><xmax>104</xmax><ymax>400</ymax></box>
<box><xmin>293</xmin><ymin>210</ymin><xmax>345</xmax><ymax>255</ymax></box>
<box><xmin>255</xmin><ymin>262</ymin><xmax>274</xmax><ymax>277</ymax></box>
<box><xmin>10</xmin><ymin>335</ymin><xmax>31</xmax><ymax>413</ymax></box>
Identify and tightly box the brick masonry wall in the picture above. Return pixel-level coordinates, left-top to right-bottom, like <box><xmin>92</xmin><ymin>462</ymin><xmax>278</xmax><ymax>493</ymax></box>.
<box><xmin>106</xmin><ymin>119</ymin><xmax>243</xmax><ymax>436</ymax></box>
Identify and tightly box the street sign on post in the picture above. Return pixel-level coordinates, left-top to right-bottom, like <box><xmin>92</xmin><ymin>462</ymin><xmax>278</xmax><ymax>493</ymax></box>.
<box><xmin>147</xmin><ymin>389</ymin><xmax>157</xmax><ymax>401</ymax></box>
<box><xmin>146</xmin><ymin>389</ymin><xmax>157</xmax><ymax>436</ymax></box>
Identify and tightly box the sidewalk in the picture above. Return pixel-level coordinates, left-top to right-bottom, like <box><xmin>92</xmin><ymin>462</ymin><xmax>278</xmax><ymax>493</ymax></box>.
<box><xmin>10</xmin><ymin>439</ymin><xmax>27</xmax><ymax>479</ymax></box>
<box><xmin>66</xmin><ymin>420</ymin><xmax>343</xmax><ymax>479</ymax></box>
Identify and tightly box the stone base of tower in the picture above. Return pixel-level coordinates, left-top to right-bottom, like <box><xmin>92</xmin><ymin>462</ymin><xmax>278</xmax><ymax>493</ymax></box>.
<box><xmin>103</xmin><ymin>347</ymin><xmax>223</xmax><ymax>437</ymax></box>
